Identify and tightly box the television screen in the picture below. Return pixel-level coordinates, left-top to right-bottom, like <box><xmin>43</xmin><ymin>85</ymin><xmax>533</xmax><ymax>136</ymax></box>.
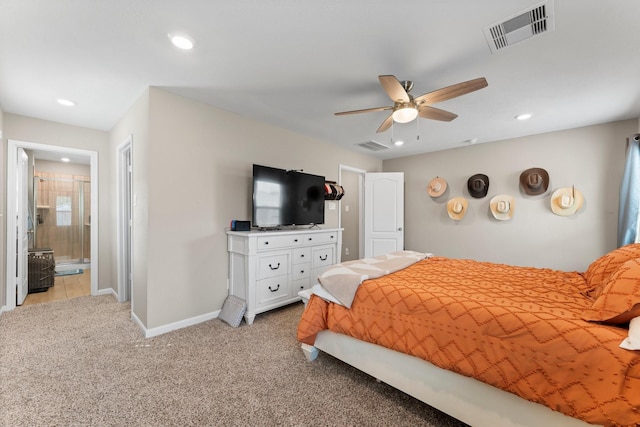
<box><xmin>252</xmin><ymin>164</ymin><xmax>325</xmax><ymax>228</ymax></box>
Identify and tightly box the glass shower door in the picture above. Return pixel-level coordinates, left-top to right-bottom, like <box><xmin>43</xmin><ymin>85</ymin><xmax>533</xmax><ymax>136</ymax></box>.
<box><xmin>34</xmin><ymin>175</ymin><xmax>90</xmax><ymax>267</ymax></box>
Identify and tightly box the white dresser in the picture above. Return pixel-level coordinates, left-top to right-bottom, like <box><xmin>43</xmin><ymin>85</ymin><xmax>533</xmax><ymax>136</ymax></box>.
<box><xmin>227</xmin><ymin>228</ymin><xmax>342</xmax><ymax>324</ymax></box>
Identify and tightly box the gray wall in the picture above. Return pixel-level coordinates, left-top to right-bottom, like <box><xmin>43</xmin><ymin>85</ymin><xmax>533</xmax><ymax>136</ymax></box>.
<box><xmin>384</xmin><ymin>120</ymin><xmax>638</xmax><ymax>272</ymax></box>
<box><xmin>111</xmin><ymin>87</ymin><xmax>382</xmax><ymax>330</ymax></box>
<box><xmin>109</xmin><ymin>88</ymin><xmax>150</xmax><ymax>326</ymax></box>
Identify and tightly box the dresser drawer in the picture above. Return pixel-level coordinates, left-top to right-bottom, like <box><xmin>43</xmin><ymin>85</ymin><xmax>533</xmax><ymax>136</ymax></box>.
<box><xmin>292</xmin><ymin>263</ymin><xmax>311</xmax><ymax>281</ymax></box>
<box><xmin>292</xmin><ymin>247</ymin><xmax>311</xmax><ymax>264</ymax></box>
<box><xmin>312</xmin><ymin>245</ymin><xmax>335</xmax><ymax>269</ymax></box>
<box><xmin>257</xmin><ymin>253</ymin><xmax>289</xmax><ymax>279</ymax></box>
<box><xmin>299</xmin><ymin>232</ymin><xmax>339</xmax><ymax>246</ymax></box>
<box><xmin>292</xmin><ymin>278</ymin><xmax>311</xmax><ymax>293</ymax></box>
<box><xmin>257</xmin><ymin>234</ymin><xmax>304</xmax><ymax>251</ymax></box>
<box><xmin>257</xmin><ymin>276</ymin><xmax>290</xmax><ymax>305</ymax></box>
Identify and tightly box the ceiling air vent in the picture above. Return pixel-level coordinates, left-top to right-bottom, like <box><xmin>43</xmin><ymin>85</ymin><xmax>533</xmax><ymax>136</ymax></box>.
<box><xmin>356</xmin><ymin>140</ymin><xmax>390</xmax><ymax>151</ymax></box>
<box><xmin>483</xmin><ymin>0</ymin><xmax>554</xmax><ymax>53</ymax></box>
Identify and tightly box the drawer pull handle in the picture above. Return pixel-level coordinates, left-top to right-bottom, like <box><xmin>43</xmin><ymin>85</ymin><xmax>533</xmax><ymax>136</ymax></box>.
<box><xmin>269</xmin><ymin>263</ymin><xmax>280</xmax><ymax>270</ymax></box>
<box><xmin>294</xmin><ymin>239</ymin><xmax>298</xmax><ymax>242</ymax></box>
<box><xmin>300</xmin><ymin>270</ymin><xmax>305</xmax><ymax>274</ymax></box>
<box><xmin>268</xmin><ymin>284</ymin><xmax>280</xmax><ymax>292</ymax></box>
<box><xmin>319</xmin><ymin>255</ymin><xmax>328</xmax><ymax>261</ymax></box>
<box><xmin>308</xmin><ymin>237</ymin><xmax>312</xmax><ymax>241</ymax></box>
<box><xmin>264</xmin><ymin>241</ymin><xmax>269</xmax><ymax>245</ymax></box>
<box><xmin>300</xmin><ymin>254</ymin><xmax>305</xmax><ymax>258</ymax></box>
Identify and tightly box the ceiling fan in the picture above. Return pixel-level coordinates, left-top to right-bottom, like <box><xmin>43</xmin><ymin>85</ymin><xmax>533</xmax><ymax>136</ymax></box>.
<box><xmin>335</xmin><ymin>75</ymin><xmax>488</xmax><ymax>133</ymax></box>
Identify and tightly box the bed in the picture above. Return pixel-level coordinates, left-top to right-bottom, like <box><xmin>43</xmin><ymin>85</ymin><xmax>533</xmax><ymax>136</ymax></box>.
<box><xmin>297</xmin><ymin>246</ymin><xmax>640</xmax><ymax>427</ymax></box>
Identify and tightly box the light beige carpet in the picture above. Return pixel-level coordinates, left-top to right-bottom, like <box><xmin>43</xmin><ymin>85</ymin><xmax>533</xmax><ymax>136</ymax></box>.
<box><xmin>0</xmin><ymin>295</ymin><xmax>467</xmax><ymax>426</ymax></box>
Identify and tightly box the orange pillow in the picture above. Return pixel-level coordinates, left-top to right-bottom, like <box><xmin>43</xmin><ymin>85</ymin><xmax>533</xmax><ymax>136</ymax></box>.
<box><xmin>582</xmin><ymin>258</ymin><xmax>640</xmax><ymax>324</ymax></box>
<box><xmin>583</xmin><ymin>243</ymin><xmax>640</xmax><ymax>298</ymax></box>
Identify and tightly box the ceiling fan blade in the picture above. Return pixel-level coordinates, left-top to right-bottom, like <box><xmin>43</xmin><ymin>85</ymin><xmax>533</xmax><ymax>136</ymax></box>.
<box><xmin>379</xmin><ymin>75</ymin><xmax>410</xmax><ymax>103</ymax></box>
<box><xmin>418</xmin><ymin>105</ymin><xmax>458</xmax><ymax>122</ymax></box>
<box><xmin>335</xmin><ymin>106</ymin><xmax>393</xmax><ymax>116</ymax></box>
<box><xmin>414</xmin><ymin>77</ymin><xmax>488</xmax><ymax>105</ymax></box>
<box><xmin>376</xmin><ymin>114</ymin><xmax>394</xmax><ymax>133</ymax></box>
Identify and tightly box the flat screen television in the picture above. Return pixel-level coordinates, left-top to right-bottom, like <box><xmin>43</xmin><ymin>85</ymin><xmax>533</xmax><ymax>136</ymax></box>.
<box><xmin>252</xmin><ymin>164</ymin><xmax>325</xmax><ymax>228</ymax></box>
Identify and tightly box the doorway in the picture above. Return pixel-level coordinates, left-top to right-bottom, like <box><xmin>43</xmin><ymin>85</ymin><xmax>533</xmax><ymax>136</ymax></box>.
<box><xmin>6</xmin><ymin>139</ymin><xmax>99</xmax><ymax>310</ymax></box>
<box><xmin>338</xmin><ymin>166</ymin><xmax>405</xmax><ymax>260</ymax></box>
<box><xmin>339</xmin><ymin>165</ymin><xmax>366</xmax><ymax>261</ymax></box>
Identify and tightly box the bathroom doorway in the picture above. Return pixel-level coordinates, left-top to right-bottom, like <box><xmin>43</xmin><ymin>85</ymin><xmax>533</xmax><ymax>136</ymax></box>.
<box><xmin>6</xmin><ymin>139</ymin><xmax>98</xmax><ymax>310</ymax></box>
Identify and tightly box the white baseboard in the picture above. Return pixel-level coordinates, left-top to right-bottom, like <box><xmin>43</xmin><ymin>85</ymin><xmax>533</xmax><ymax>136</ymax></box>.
<box><xmin>134</xmin><ymin>309</ymin><xmax>221</xmax><ymax>338</ymax></box>
<box><xmin>96</xmin><ymin>288</ymin><xmax>115</xmax><ymax>297</ymax></box>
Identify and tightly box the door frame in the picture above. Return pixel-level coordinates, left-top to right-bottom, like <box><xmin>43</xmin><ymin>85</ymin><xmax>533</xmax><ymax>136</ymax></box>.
<box><xmin>339</xmin><ymin>164</ymin><xmax>366</xmax><ymax>258</ymax></box>
<box><xmin>6</xmin><ymin>139</ymin><xmax>99</xmax><ymax>310</ymax></box>
<box><xmin>116</xmin><ymin>136</ymin><xmax>133</xmax><ymax>304</ymax></box>
<box><xmin>16</xmin><ymin>148</ymin><xmax>29</xmax><ymax>305</ymax></box>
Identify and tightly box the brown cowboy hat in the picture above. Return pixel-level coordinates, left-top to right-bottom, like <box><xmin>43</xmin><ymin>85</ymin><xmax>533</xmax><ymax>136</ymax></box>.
<box><xmin>519</xmin><ymin>168</ymin><xmax>549</xmax><ymax>195</ymax></box>
<box><xmin>467</xmin><ymin>174</ymin><xmax>489</xmax><ymax>198</ymax></box>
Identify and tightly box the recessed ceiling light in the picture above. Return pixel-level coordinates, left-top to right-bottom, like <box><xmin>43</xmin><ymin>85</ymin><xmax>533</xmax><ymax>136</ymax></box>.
<box><xmin>57</xmin><ymin>98</ymin><xmax>76</xmax><ymax>107</ymax></box>
<box><xmin>168</xmin><ymin>33</ymin><xmax>194</xmax><ymax>50</ymax></box>
<box><xmin>61</xmin><ymin>157</ymin><xmax>70</xmax><ymax>162</ymax></box>
<box><xmin>394</xmin><ymin>140</ymin><xmax>404</xmax><ymax>146</ymax></box>
<box><xmin>516</xmin><ymin>113</ymin><xmax>532</xmax><ymax>120</ymax></box>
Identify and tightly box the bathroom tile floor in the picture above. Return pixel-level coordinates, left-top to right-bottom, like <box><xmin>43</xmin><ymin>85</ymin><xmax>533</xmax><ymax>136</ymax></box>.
<box><xmin>22</xmin><ymin>268</ymin><xmax>91</xmax><ymax>306</ymax></box>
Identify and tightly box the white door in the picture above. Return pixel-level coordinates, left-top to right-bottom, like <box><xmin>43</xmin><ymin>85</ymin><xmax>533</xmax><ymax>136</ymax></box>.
<box><xmin>364</xmin><ymin>172</ymin><xmax>404</xmax><ymax>257</ymax></box>
<box><xmin>16</xmin><ymin>148</ymin><xmax>29</xmax><ymax>305</ymax></box>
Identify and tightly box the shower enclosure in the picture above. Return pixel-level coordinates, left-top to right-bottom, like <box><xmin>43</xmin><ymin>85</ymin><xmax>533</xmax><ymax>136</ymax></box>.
<box><xmin>33</xmin><ymin>173</ymin><xmax>91</xmax><ymax>270</ymax></box>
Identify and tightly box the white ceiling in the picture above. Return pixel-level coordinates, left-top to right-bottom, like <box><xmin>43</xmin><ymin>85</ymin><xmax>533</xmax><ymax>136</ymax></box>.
<box><xmin>1</xmin><ymin>0</ymin><xmax>639</xmax><ymax>160</ymax></box>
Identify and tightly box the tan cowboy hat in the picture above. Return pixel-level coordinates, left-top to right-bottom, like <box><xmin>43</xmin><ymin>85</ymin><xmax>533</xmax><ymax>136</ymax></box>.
<box><xmin>427</xmin><ymin>177</ymin><xmax>447</xmax><ymax>197</ymax></box>
<box><xmin>519</xmin><ymin>167</ymin><xmax>549</xmax><ymax>195</ymax></box>
<box><xmin>490</xmin><ymin>194</ymin><xmax>515</xmax><ymax>220</ymax></box>
<box><xmin>447</xmin><ymin>197</ymin><xmax>468</xmax><ymax>221</ymax></box>
<box><xmin>551</xmin><ymin>186</ymin><xmax>584</xmax><ymax>216</ymax></box>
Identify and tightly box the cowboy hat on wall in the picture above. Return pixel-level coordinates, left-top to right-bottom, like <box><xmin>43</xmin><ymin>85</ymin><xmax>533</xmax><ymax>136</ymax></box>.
<box><xmin>490</xmin><ymin>194</ymin><xmax>515</xmax><ymax>221</ymax></box>
<box><xmin>550</xmin><ymin>186</ymin><xmax>584</xmax><ymax>216</ymax></box>
<box><xmin>467</xmin><ymin>174</ymin><xmax>489</xmax><ymax>198</ymax></box>
<box><xmin>427</xmin><ymin>177</ymin><xmax>447</xmax><ymax>198</ymax></box>
<box><xmin>447</xmin><ymin>197</ymin><xmax>468</xmax><ymax>221</ymax></box>
<box><xmin>519</xmin><ymin>167</ymin><xmax>549</xmax><ymax>196</ymax></box>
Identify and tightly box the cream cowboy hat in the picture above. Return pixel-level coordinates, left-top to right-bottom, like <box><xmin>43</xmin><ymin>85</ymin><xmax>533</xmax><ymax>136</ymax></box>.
<box><xmin>490</xmin><ymin>194</ymin><xmax>515</xmax><ymax>220</ymax></box>
<box><xmin>427</xmin><ymin>177</ymin><xmax>447</xmax><ymax>197</ymax></box>
<box><xmin>447</xmin><ymin>197</ymin><xmax>468</xmax><ymax>221</ymax></box>
<box><xmin>550</xmin><ymin>186</ymin><xmax>584</xmax><ymax>216</ymax></box>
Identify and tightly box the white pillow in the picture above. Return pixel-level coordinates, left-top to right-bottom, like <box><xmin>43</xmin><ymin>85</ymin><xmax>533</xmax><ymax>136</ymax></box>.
<box><xmin>619</xmin><ymin>316</ymin><xmax>640</xmax><ymax>350</ymax></box>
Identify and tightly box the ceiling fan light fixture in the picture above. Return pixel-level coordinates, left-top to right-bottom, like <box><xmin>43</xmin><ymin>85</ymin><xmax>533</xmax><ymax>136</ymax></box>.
<box><xmin>392</xmin><ymin>105</ymin><xmax>418</xmax><ymax>123</ymax></box>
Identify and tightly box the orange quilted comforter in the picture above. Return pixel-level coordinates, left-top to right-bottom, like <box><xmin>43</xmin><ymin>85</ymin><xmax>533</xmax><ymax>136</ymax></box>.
<box><xmin>297</xmin><ymin>257</ymin><xmax>640</xmax><ymax>426</ymax></box>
